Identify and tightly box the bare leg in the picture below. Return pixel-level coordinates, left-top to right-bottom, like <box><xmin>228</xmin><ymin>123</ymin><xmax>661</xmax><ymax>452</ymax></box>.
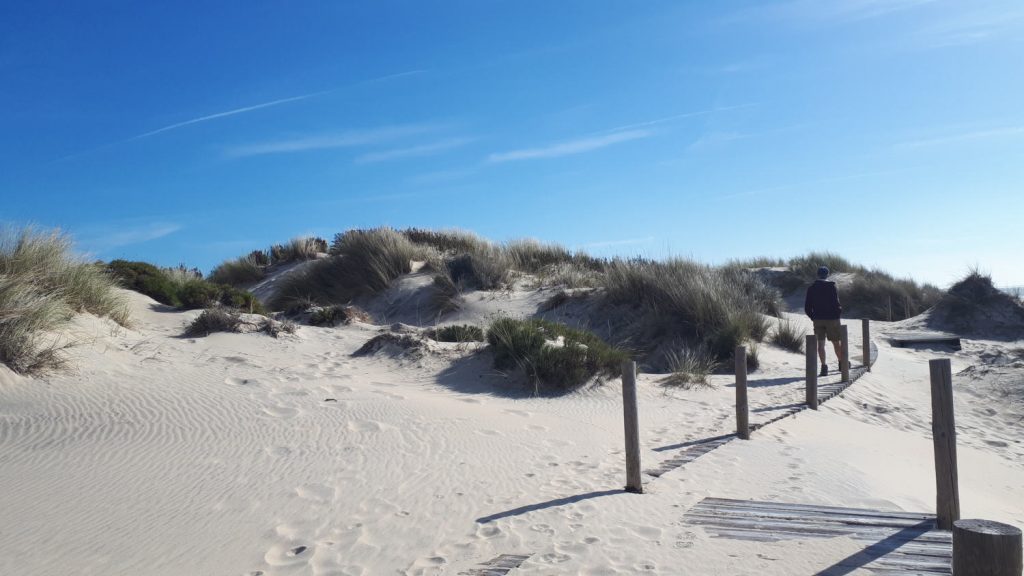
<box><xmin>832</xmin><ymin>340</ymin><xmax>843</xmax><ymax>370</ymax></box>
<box><xmin>818</xmin><ymin>338</ymin><xmax>827</xmax><ymax>365</ymax></box>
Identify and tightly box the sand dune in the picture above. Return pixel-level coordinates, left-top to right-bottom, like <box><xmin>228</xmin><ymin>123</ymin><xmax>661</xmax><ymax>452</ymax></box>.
<box><xmin>0</xmin><ymin>285</ymin><xmax>1021</xmax><ymax>575</ymax></box>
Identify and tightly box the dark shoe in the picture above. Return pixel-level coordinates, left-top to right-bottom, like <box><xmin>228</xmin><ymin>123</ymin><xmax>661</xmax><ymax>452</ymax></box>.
<box><xmin>819</xmin><ymin>364</ymin><xmax>828</xmax><ymax>377</ymax></box>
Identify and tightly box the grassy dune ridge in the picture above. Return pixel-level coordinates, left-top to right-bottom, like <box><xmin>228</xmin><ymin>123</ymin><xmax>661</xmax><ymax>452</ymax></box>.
<box><xmin>0</xmin><ymin>227</ymin><xmax>129</xmax><ymax>373</ymax></box>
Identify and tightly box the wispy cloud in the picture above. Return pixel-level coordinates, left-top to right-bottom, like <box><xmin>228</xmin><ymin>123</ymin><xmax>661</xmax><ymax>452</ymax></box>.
<box><xmin>488</xmin><ymin>129</ymin><xmax>653</xmax><ymax>163</ymax></box>
<box><xmin>354</xmin><ymin>137</ymin><xmax>475</xmax><ymax>164</ymax></box>
<box><xmin>126</xmin><ymin>70</ymin><xmax>426</xmax><ymax>143</ymax></box>
<box><xmin>604</xmin><ymin>104</ymin><xmax>756</xmax><ymax>134</ymax></box>
<box><xmin>721</xmin><ymin>168</ymin><xmax>908</xmax><ymax>200</ymax></box>
<box><xmin>126</xmin><ymin>91</ymin><xmax>330</xmax><ymax>142</ymax></box>
<box><xmin>225</xmin><ymin>124</ymin><xmax>441</xmax><ymax>158</ymax></box>
<box><xmin>687</xmin><ymin>131</ymin><xmax>751</xmax><ymax>151</ymax></box>
<box><xmin>896</xmin><ymin>125</ymin><xmax>1024</xmax><ymax>149</ymax></box>
<box><xmin>76</xmin><ymin>221</ymin><xmax>182</xmax><ymax>253</ymax></box>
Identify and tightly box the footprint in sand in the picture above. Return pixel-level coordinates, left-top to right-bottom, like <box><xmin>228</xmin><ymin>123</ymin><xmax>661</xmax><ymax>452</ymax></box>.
<box><xmin>262</xmin><ymin>405</ymin><xmax>299</xmax><ymax>419</ymax></box>
<box><xmin>296</xmin><ymin>483</ymin><xmax>335</xmax><ymax>503</ymax></box>
<box><xmin>264</xmin><ymin>542</ymin><xmax>311</xmax><ymax>567</ymax></box>
<box><xmin>225</xmin><ymin>376</ymin><xmax>257</xmax><ymax>386</ymax></box>
<box><xmin>502</xmin><ymin>409</ymin><xmax>531</xmax><ymax>417</ymax></box>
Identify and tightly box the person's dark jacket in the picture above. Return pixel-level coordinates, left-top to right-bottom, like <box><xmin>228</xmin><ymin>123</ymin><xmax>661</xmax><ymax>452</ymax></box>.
<box><xmin>804</xmin><ymin>280</ymin><xmax>842</xmax><ymax>320</ymax></box>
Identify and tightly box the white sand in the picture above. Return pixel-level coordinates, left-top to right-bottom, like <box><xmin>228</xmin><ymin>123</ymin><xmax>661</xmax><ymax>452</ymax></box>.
<box><xmin>0</xmin><ymin>289</ymin><xmax>1021</xmax><ymax>575</ymax></box>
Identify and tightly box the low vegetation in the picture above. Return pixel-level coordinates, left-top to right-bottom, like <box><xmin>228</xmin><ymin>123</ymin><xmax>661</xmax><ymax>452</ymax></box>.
<box><xmin>486</xmin><ymin>317</ymin><xmax>629</xmax><ymax>395</ymax></box>
<box><xmin>1</xmin><ymin>227</ymin><xmax>130</xmax><ymax>374</ymax></box>
<box><xmin>602</xmin><ymin>258</ymin><xmax>775</xmax><ymax>365</ymax></box>
<box><xmin>659</xmin><ymin>344</ymin><xmax>720</xmax><ymax>389</ymax></box>
<box><xmin>108</xmin><ymin>260</ymin><xmax>264</xmax><ymax>313</ymax></box>
<box><xmin>427</xmin><ymin>324</ymin><xmax>485</xmax><ymax>342</ymax></box>
<box><xmin>308</xmin><ymin>304</ymin><xmax>372</xmax><ymax>326</ymax></box>
<box><xmin>732</xmin><ymin>251</ymin><xmax>942</xmax><ymax>321</ymax></box>
<box><xmin>208</xmin><ymin>236</ymin><xmax>327</xmax><ymax>287</ymax></box>
<box><xmin>184</xmin><ymin>308</ymin><xmax>295</xmax><ymax>338</ymax></box>
<box><xmin>771</xmin><ymin>318</ymin><xmax>806</xmax><ymax>354</ymax></box>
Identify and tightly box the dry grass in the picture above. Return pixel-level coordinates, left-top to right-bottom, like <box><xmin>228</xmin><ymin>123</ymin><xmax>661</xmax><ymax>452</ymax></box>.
<box><xmin>659</xmin><ymin>345</ymin><xmax>720</xmax><ymax>389</ymax></box>
<box><xmin>1</xmin><ymin>227</ymin><xmax>130</xmax><ymax>373</ymax></box>
<box><xmin>771</xmin><ymin>317</ymin><xmax>806</xmax><ymax>353</ymax></box>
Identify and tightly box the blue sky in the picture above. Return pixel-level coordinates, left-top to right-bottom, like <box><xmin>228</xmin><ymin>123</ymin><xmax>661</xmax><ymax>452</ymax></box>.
<box><xmin>2</xmin><ymin>0</ymin><xmax>1023</xmax><ymax>286</ymax></box>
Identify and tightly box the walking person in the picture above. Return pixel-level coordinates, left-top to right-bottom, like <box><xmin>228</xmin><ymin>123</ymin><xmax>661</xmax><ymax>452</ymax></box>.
<box><xmin>804</xmin><ymin>266</ymin><xmax>844</xmax><ymax>376</ymax></box>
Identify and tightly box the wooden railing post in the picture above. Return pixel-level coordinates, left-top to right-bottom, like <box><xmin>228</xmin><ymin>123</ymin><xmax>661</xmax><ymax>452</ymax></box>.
<box><xmin>840</xmin><ymin>324</ymin><xmax>850</xmax><ymax>382</ymax></box>
<box><xmin>621</xmin><ymin>361</ymin><xmax>643</xmax><ymax>494</ymax></box>
<box><xmin>735</xmin><ymin>346</ymin><xmax>749</xmax><ymax>440</ymax></box>
<box><xmin>929</xmin><ymin>358</ymin><xmax>959</xmax><ymax>529</ymax></box>
<box><xmin>805</xmin><ymin>335</ymin><xmax>818</xmax><ymax>409</ymax></box>
<box><xmin>953</xmin><ymin>519</ymin><xmax>1022</xmax><ymax>575</ymax></box>
<box><xmin>861</xmin><ymin>318</ymin><xmax>871</xmax><ymax>371</ymax></box>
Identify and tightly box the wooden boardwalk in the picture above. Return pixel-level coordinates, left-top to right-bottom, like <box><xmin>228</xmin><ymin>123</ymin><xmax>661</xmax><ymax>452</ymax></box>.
<box><xmin>888</xmin><ymin>331</ymin><xmax>961</xmax><ymax>350</ymax></box>
<box><xmin>458</xmin><ymin>554</ymin><xmax>531</xmax><ymax>575</ymax></box>
<box><xmin>646</xmin><ymin>344</ymin><xmax>876</xmax><ymax>479</ymax></box>
<box><xmin>684</xmin><ymin>497</ymin><xmax>952</xmax><ymax>575</ymax></box>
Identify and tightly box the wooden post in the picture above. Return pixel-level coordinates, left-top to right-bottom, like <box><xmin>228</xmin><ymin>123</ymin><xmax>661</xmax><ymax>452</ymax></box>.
<box><xmin>840</xmin><ymin>324</ymin><xmax>850</xmax><ymax>383</ymax></box>
<box><xmin>805</xmin><ymin>335</ymin><xmax>818</xmax><ymax>409</ymax></box>
<box><xmin>929</xmin><ymin>358</ymin><xmax>959</xmax><ymax>529</ymax></box>
<box><xmin>861</xmin><ymin>318</ymin><xmax>870</xmax><ymax>371</ymax></box>
<box><xmin>621</xmin><ymin>361</ymin><xmax>643</xmax><ymax>494</ymax></box>
<box><xmin>953</xmin><ymin>519</ymin><xmax>1022</xmax><ymax>575</ymax></box>
<box><xmin>735</xmin><ymin>346</ymin><xmax>749</xmax><ymax>440</ymax></box>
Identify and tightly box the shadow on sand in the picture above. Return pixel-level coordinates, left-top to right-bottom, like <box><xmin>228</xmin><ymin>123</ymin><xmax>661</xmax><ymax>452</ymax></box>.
<box><xmin>815</xmin><ymin>521</ymin><xmax>936</xmax><ymax>575</ymax></box>
<box><xmin>476</xmin><ymin>489</ymin><xmax>625</xmax><ymax>524</ymax></box>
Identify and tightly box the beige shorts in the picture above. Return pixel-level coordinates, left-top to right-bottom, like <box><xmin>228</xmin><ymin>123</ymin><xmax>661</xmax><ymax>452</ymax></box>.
<box><xmin>813</xmin><ymin>319</ymin><xmax>842</xmax><ymax>342</ymax></box>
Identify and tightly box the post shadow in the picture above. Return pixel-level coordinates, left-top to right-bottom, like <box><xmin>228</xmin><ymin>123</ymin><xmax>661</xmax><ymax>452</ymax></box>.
<box><xmin>815</xmin><ymin>521</ymin><xmax>936</xmax><ymax>575</ymax></box>
<box><xmin>476</xmin><ymin>489</ymin><xmax>624</xmax><ymax>524</ymax></box>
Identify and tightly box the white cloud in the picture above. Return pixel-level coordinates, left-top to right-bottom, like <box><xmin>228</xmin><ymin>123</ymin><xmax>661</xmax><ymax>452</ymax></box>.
<box><xmin>76</xmin><ymin>221</ymin><xmax>182</xmax><ymax>253</ymax></box>
<box><xmin>354</xmin><ymin>137</ymin><xmax>475</xmax><ymax>164</ymax></box>
<box><xmin>225</xmin><ymin>124</ymin><xmax>440</xmax><ymax>158</ymax></box>
<box><xmin>488</xmin><ymin>129</ymin><xmax>653</xmax><ymax>163</ymax></box>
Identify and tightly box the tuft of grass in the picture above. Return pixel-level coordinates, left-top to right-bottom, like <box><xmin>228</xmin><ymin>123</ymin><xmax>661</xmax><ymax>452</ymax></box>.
<box><xmin>272</xmin><ymin>227</ymin><xmax>431</xmax><ymax>310</ymax></box>
<box><xmin>183</xmin><ymin>308</ymin><xmax>295</xmax><ymax>338</ymax></box>
<box><xmin>660</xmin><ymin>345</ymin><xmax>720</xmax><ymax>389</ymax></box>
<box><xmin>184</xmin><ymin>308</ymin><xmax>242</xmax><ymax>337</ymax></box>
<box><xmin>486</xmin><ymin>317</ymin><xmax>629</xmax><ymax>394</ymax></box>
<box><xmin>771</xmin><ymin>318</ymin><xmax>806</xmax><ymax>353</ymax></box>
<box><xmin>208</xmin><ymin>255</ymin><xmax>266</xmax><ymax>287</ymax></box>
<box><xmin>270</xmin><ymin>236</ymin><xmax>326</xmax><ymax>264</ymax></box>
<box><xmin>602</xmin><ymin>258</ymin><xmax>774</xmax><ymax>364</ymax></box>
<box><xmin>428</xmin><ymin>324</ymin><xmax>485</xmax><ymax>342</ymax></box>
<box><xmin>429</xmin><ymin>274</ymin><xmax>461</xmax><ymax>314</ymax></box>
<box><xmin>1</xmin><ymin>227</ymin><xmax>130</xmax><ymax>373</ymax></box>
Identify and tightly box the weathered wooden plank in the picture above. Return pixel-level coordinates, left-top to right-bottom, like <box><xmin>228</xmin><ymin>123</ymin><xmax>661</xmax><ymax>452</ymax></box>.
<box><xmin>458</xmin><ymin>554</ymin><xmax>531</xmax><ymax>576</ymax></box>
<box><xmin>701</xmin><ymin>498</ymin><xmax>938</xmax><ymax>521</ymax></box>
<box><xmin>689</xmin><ymin>516</ymin><xmax>949</xmax><ymax>544</ymax></box>
<box><xmin>685</xmin><ymin>510</ymin><xmax>941</xmax><ymax>533</ymax></box>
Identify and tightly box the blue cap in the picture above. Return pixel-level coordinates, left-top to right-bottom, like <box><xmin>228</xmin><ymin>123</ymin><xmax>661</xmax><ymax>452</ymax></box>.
<box><xmin>817</xmin><ymin>266</ymin><xmax>830</xmax><ymax>279</ymax></box>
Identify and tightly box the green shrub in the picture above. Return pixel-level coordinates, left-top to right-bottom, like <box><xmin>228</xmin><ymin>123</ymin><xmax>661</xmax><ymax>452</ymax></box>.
<box><xmin>108</xmin><ymin>259</ymin><xmax>181</xmax><ymax>306</ymax></box>
<box><xmin>771</xmin><ymin>318</ymin><xmax>806</xmax><ymax>353</ymax></box>
<box><xmin>486</xmin><ymin>317</ymin><xmax>628</xmax><ymax>394</ymax></box>
<box><xmin>429</xmin><ymin>324</ymin><xmax>485</xmax><ymax>342</ymax></box>
<box><xmin>2</xmin><ymin>227</ymin><xmax>129</xmax><ymax>373</ymax></box>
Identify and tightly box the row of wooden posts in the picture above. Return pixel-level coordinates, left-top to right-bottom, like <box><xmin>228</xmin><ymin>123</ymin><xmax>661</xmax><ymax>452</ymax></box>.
<box><xmin>618</xmin><ymin>318</ymin><xmax>1022</xmax><ymax>574</ymax></box>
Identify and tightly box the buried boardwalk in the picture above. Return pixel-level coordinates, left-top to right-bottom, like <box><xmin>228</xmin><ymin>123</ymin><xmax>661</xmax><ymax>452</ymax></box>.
<box><xmin>683</xmin><ymin>498</ymin><xmax>951</xmax><ymax>575</ymax></box>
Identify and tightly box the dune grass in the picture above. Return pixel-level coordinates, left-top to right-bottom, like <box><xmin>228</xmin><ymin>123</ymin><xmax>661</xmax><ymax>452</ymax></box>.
<box><xmin>602</xmin><ymin>258</ymin><xmax>775</xmax><ymax>364</ymax></box>
<box><xmin>184</xmin><ymin>308</ymin><xmax>296</xmax><ymax>338</ymax></box>
<box><xmin>209</xmin><ymin>236</ymin><xmax>326</xmax><ymax>288</ymax></box>
<box><xmin>271</xmin><ymin>228</ymin><xmax>433</xmax><ymax>311</ymax></box>
<box><xmin>486</xmin><ymin>317</ymin><xmax>629</xmax><ymax>394</ymax></box>
<box><xmin>771</xmin><ymin>317</ymin><xmax>806</xmax><ymax>353</ymax></box>
<box><xmin>1</xmin><ymin>227</ymin><xmax>130</xmax><ymax>373</ymax></box>
<box><xmin>428</xmin><ymin>324</ymin><xmax>485</xmax><ymax>342</ymax></box>
<box><xmin>659</xmin><ymin>344</ymin><xmax>720</xmax><ymax>389</ymax></box>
